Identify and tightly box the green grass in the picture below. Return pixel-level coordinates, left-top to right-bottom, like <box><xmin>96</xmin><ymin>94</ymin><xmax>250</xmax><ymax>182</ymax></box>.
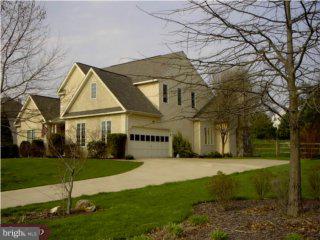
<box><xmin>2</xmin><ymin>160</ymin><xmax>319</xmax><ymax>240</ymax></box>
<box><xmin>1</xmin><ymin>158</ymin><xmax>143</xmax><ymax>191</ymax></box>
<box><xmin>253</xmin><ymin>139</ymin><xmax>290</xmax><ymax>159</ymax></box>
<box><xmin>210</xmin><ymin>229</ymin><xmax>229</xmax><ymax>240</ymax></box>
<box><xmin>189</xmin><ymin>214</ymin><xmax>209</xmax><ymax>225</ymax></box>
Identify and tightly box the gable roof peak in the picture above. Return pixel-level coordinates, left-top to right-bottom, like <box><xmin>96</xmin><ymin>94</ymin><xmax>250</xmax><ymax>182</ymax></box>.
<box><xmin>103</xmin><ymin>51</ymin><xmax>192</xmax><ymax>83</ymax></box>
<box><xmin>75</xmin><ymin>62</ymin><xmax>92</xmax><ymax>74</ymax></box>
<box><xmin>76</xmin><ymin>62</ymin><xmax>131</xmax><ymax>79</ymax></box>
<box><xmin>90</xmin><ymin>65</ymin><xmax>131</xmax><ymax>79</ymax></box>
<box><xmin>105</xmin><ymin>51</ymin><xmax>187</xmax><ymax>68</ymax></box>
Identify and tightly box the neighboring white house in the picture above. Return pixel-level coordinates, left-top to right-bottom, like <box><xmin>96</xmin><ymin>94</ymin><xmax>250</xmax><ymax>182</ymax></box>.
<box><xmin>16</xmin><ymin>51</ymin><xmax>237</xmax><ymax>158</ymax></box>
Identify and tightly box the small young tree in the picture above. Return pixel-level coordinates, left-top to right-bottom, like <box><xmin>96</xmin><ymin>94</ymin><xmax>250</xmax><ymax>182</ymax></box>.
<box><xmin>215</xmin><ymin>122</ymin><xmax>230</xmax><ymax>156</ymax></box>
<box><xmin>48</xmin><ymin>132</ymin><xmax>86</xmax><ymax>215</ymax></box>
<box><xmin>208</xmin><ymin>68</ymin><xmax>257</xmax><ymax>156</ymax></box>
<box><xmin>61</xmin><ymin>144</ymin><xmax>85</xmax><ymax>214</ymax></box>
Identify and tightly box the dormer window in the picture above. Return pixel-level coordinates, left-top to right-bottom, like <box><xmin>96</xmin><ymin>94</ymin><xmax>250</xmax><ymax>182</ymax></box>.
<box><xmin>163</xmin><ymin>84</ymin><xmax>168</xmax><ymax>103</ymax></box>
<box><xmin>91</xmin><ymin>83</ymin><xmax>97</xmax><ymax>99</ymax></box>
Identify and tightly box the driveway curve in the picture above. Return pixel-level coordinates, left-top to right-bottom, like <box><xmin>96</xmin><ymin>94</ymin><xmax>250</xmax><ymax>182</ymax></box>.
<box><xmin>1</xmin><ymin>158</ymin><xmax>287</xmax><ymax>209</ymax></box>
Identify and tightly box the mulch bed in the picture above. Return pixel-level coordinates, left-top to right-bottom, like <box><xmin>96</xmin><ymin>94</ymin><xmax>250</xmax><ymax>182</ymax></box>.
<box><xmin>149</xmin><ymin>200</ymin><xmax>320</xmax><ymax>240</ymax></box>
<box><xmin>2</xmin><ymin>207</ymin><xmax>101</xmax><ymax>224</ymax></box>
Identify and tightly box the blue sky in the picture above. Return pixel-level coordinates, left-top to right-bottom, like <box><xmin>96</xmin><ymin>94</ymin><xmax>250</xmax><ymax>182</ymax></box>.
<box><xmin>44</xmin><ymin>1</ymin><xmax>186</xmax><ymax>70</ymax></box>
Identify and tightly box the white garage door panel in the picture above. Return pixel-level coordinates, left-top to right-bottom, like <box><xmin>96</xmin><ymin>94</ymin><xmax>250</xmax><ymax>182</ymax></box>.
<box><xmin>128</xmin><ymin>128</ymin><xmax>170</xmax><ymax>158</ymax></box>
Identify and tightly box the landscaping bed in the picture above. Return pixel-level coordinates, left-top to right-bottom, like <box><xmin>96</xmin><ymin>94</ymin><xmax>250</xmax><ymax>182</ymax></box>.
<box><xmin>149</xmin><ymin>199</ymin><xmax>320</xmax><ymax>240</ymax></box>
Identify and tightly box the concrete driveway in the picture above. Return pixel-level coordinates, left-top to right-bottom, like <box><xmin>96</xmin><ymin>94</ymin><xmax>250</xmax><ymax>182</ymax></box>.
<box><xmin>1</xmin><ymin>158</ymin><xmax>287</xmax><ymax>209</ymax></box>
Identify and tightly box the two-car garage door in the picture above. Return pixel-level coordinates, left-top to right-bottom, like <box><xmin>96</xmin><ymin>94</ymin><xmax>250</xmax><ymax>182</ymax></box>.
<box><xmin>128</xmin><ymin>127</ymin><xmax>170</xmax><ymax>158</ymax></box>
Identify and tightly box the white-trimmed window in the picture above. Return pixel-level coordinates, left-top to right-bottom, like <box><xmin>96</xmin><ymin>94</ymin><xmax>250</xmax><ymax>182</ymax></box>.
<box><xmin>91</xmin><ymin>83</ymin><xmax>97</xmax><ymax>99</ymax></box>
<box><xmin>27</xmin><ymin>130</ymin><xmax>35</xmax><ymax>142</ymax></box>
<box><xmin>76</xmin><ymin>123</ymin><xmax>86</xmax><ymax>146</ymax></box>
<box><xmin>101</xmin><ymin>121</ymin><xmax>111</xmax><ymax>142</ymax></box>
<box><xmin>204</xmin><ymin>127</ymin><xmax>214</xmax><ymax>145</ymax></box>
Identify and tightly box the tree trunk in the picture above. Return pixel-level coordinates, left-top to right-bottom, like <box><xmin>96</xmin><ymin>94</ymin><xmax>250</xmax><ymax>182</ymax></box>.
<box><xmin>221</xmin><ymin>132</ymin><xmax>227</xmax><ymax>155</ymax></box>
<box><xmin>66</xmin><ymin>175</ymin><xmax>74</xmax><ymax>215</ymax></box>
<box><xmin>287</xmin><ymin>118</ymin><xmax>301</xmax><ymax>216</ymax></box>
<box><xmin>221</xmin><ymin>140</ymin><xmax>225</xmax><ymax>156</ymax></box>
<box><xmin>284</xmin><ymin>1</ymin><xmax>302</xmax><ymax>217</ymax></box>
<box><xmin>242</xmin><ymin>126</ymin><xmax>252</xmax><ymax>157</ymax></box>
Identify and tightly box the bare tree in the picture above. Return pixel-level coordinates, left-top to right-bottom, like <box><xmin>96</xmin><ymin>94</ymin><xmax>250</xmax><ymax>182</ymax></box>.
<box><xmin>1</xmin><ymin>1</ymin><xmax>64</xmax><ymax>103</ymax></box>
<box><xmin>215</xmin><ymin>123</ymin><xmax>229</xmax><ymax>155</ymax></box>
<box><xmin>48</xmin><ymin>132</ymin><xmax>86</xmax><ymax>215</ymax></box>
<box><xmin>146</xmin><ymin>1</ymin><xmax>320</xmax><ymax>216</ymax></box>
<box><xmin>211</xmin><ymin>68</ymin><xmax>257</xmax><ymax>156</ymax></box>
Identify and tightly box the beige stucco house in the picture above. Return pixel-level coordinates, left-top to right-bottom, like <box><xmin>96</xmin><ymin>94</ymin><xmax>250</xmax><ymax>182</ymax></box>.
<box><xmin>15</xmin><ymin>95</ymin><xmax>63</xmax><ymax>153</ymax></box>
<box><xmin>16</xmin><ymin>52</ymin><xmax>237</xmax><ymax>158</ymax></box>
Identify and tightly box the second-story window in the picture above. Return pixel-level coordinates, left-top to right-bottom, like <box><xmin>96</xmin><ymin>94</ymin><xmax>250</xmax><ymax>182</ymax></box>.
<box><xmin>191</xmin><ymin>92</ymin><xmax>195</xmax><ymax>108</ymax></box>
<box><xmin>177</xmin><ymin>88</ymin><xmax>182</xmax><ymax>106</ymax></box>
<box><xmin>163</xmin><ymin>84</ymin><xmax>168</xmax><ymax>103</ymax></box>
<box><xmin>91</xmin><ymin>83</ymin><xmax>97</xmax><ymax>99</ymax></box>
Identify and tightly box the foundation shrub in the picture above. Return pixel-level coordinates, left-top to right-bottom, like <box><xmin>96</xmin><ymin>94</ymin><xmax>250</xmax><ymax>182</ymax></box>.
<box><xmin>107</xmin><ymin>134</ymin><xmax>127</xmax><ymax>159</ymax></box>
<box><xmin>30</xmin><ymin>139</ymin><xmax>45</xmax><ymax>157</ymax></box>
<box><xmin>48</xmin><ymin>133</ymin><xmax>65</xmax><ymax>157</ymax></box>
<box><xmin>87</xmin><ymin>140</ymin><xmax>107</xmax><ymax>159</ymax></box>
<box><xmin>173</xmin><ymin>132</ymin><xmax>193</xmax><ymax>158</ymax></box>
<box><xmin>19</xmin><ymin>141</ymin><xmax>31</xmax><ymax>157</ymax></box>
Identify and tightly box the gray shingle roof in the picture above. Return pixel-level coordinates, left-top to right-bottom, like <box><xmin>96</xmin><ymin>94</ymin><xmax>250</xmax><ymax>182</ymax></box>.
<box><xmin>75</xmin><ymin>62</ymin><xmax>91</xmax><ymax>74</ymax></box>
<box><xmin>1</xmin><ymin>98</ymin><xmax>22</xmax><ymax>119</ymax></box>
<box><xmin>30</xmin><ymin>95</ymin><xmax>60</xmax><ymax>121</ymax></box>
<box><xmin>193</xmin><ymin>98</ymin><xmax>214</xmax><ymax>118</ymax></box>
<box><xmin>92</xmin><ymin>68</ymin><xmax>161</xmax><ymax>116</ymax></box>
<box><xmin>103</xmin><ymin>51</ymin><xmax>194</xmax><ymax>83</ymax></box>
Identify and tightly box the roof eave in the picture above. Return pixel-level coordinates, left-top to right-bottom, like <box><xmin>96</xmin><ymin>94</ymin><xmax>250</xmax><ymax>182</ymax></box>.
<box><xmin>126</xmin><ymin>110</ymin><xmax>162</xmax><ymax>118</ymax></box>
<box><xmin>61</xmin><ymin>110</ymin><xmax>126</xmax><ymax>119</ymax></box>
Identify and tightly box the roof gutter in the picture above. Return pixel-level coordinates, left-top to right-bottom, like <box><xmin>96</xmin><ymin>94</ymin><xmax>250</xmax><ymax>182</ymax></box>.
<box><xmin>126</xmin><ymin>110</ymin><xmax>162</xmax><ymax>118</ymax></box>
<box><xmin>61</xmin><ymin>110</ymin><xmax>126</xmax><ymax>119</ymax></box>
<box><xmin>133</xmin><ymin>79</ymin><xmax>158</xmax><ymax>86</ymax></box>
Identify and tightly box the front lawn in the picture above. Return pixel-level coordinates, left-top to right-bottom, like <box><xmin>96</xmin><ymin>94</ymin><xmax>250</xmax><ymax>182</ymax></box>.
<box><xmin>1</xmin><ymin>158</ymin><xmax>143</xmax><ymax>191</ymax></box>
<box><xmin>2</xmin><ymin>160</ymin><xmax>319</xmax><ymax>240</ymax></box>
